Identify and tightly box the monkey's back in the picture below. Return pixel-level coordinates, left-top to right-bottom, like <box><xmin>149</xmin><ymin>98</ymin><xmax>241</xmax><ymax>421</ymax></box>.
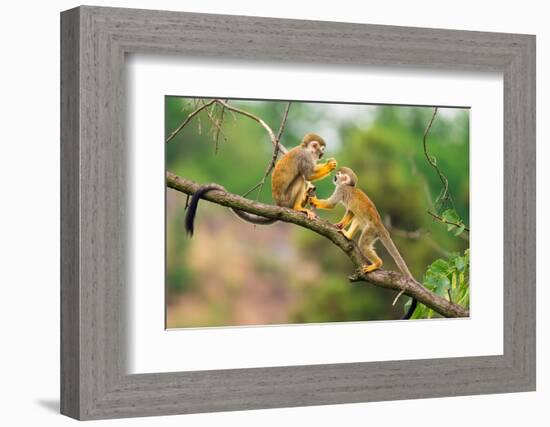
<box><xmin>271</xmin><ymin>147</ymin><xmax>313</xmax><ymax>207</ymax></box>
<box><xmin>347</xmin><ymin>187</ymin><xmax>382</xmax><ymax>225</ymax></box>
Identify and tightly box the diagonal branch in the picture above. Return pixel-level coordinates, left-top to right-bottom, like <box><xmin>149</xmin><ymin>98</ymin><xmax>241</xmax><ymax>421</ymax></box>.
<box><xmin>243</xmin><ymin>101</ymin><xmax>292</xmax><ymax>198</ymax></box>
<box><xmin>167</xmin><ymin>172</ymin><xmax>469</xmax><ymax>319</ymax></box>
<box><xmin>214</xmin><ymin>99</ymin><xmax>288</xmax><ymax>155</ymax></box>
<box><xmin>166</xmin><ymin>99</ymin><xmax>216</xmax><ymax>143</ymax></box>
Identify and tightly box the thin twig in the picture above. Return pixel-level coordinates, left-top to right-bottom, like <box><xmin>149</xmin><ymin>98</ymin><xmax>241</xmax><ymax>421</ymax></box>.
<box><xmin>166</xmin><ymin>99</ymin><xmax>216</xmax><ymax>143</ymax></box>
<box><xmin>214</xmin><ymin>102</ymin><xmax>227</xmax><ymax>152</ymax></box>
<box><xmin>422</xmin><ymin>107</ymin><xmax>455</xmax><ymax>210</ymax></box>
<box><xmin>167</xmin><ymin>99</ymin><xmax>288</xmax><ymax>156</ymax></box>
<box><xmin>200</xmin><ymin>100</ymin><xmax>228</xmax><ymax>153</ymax></box>
<box><xmin>276</xmin><ymin>102</ymin><xmax>292</xmax><ymax>142</ymax></box>
<box><xmin>244</xmin><ymin>101</ymin><xmax>292</xmax><ymax>199</ymax></box>
<box><xmin>215</xmin><ymin>99</ymin><xmax>288</xmax><ymax>155</ymax></box>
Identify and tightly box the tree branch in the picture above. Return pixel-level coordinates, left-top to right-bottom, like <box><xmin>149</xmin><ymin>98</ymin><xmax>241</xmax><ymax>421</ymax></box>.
<box><xmin>214</xmin><ymin>99</ymin><xmax>288</xmax><ymax>155</ymax></box>
<box><xmin>166</xmin><ymin>99</ymin><xmax>216</xmax><ymax>143</ymax></box>
<box><xmin>167</xmin><ymin>172</ymin><xmax>470</xmax><ymax>319</ymax></box>
<box><xmin>166</xmin><ymin>99</ymin><xmax>288</xmax><ymax>156</ymax></box>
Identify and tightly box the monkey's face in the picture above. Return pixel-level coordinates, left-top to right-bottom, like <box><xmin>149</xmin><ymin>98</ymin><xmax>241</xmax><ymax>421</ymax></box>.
<box><xmin>333</xmin><ymin>170</ymin><xmax>355</xmax><ymax>186</ymax></box>
<box><xmin>307</xmin><ymin>140</ymin><xmax>325</xmax><ymax>160</ymax></box>
<box><xmin>305</xmin><ymin>182</ymin><xmax>317</xmax><ymax>196</ymax></box>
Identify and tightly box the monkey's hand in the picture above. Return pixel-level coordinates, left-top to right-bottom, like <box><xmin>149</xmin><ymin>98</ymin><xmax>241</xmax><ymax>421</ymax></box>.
<box><xmin>309</xmin><ymin>160</ymin><xmax>337</xmax><ymax>181</ymax></box>
<box><xmin>309</xmin><ymin>197</ymin><xmax>320</xmax><ymax>208</ymax></box>
<box><xmin>309</xmin><ymin>197</ymin><xmax>336</xmax><ymax>210</ymax></box>
<box><xmin>334</xmin><ymin>222</ymin><xmax>345</xmax><ymax>229</ymax></box>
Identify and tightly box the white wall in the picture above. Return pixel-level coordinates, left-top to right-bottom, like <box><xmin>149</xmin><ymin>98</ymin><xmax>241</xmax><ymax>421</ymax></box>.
<box><xmin>0</xmin><ymin>0</ymin><xmax>546</xmax><ymax>425</ymax></box>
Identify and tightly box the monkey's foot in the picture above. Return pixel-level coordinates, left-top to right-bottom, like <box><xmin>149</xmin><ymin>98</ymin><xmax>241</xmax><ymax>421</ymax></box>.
<box><xmin>361</xmin><ymin>264</ymin><xmax>381</xmax><ymax>274</ymax></box>
<box><xmin>339</xmin><ymin>229</ymin><xmax>352</xmax><ymax>240</ymax></box>
<box><xmin>334</xmin><ymin>222</ymin><xmax>345</xmax><ymax>229</ymax></box>
<box><xmin>297</xmin><ymin>208</ymin><xmax>317</xmax><ymax>220</ymax></box>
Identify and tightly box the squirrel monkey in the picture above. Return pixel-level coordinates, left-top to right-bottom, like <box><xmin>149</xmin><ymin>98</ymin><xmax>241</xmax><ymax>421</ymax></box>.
<box><xmin>310</xmin><ymin>167</ymin><xmax>418</xmax><ymax>319</ymax></box>
<box><xmin>184</xmin><ymin>133</ymin><xmax>337</xmax><ymax>235</ymax></box>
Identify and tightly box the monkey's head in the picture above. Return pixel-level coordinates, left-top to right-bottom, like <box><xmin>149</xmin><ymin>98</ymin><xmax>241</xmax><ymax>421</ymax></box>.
<box><xmin>305</xmin><ymin>181</ymin><xmax>317</xmax><ymax>197</ymax></box>
<box><xmin>301</xmin><ymin>132</ymin><xmax>326</xmax><ymax>160</ymax></box>
<box><xmin>333</xmin><ymin>167</ymin><xmax>357</xmax><ymax>187</ymax></box>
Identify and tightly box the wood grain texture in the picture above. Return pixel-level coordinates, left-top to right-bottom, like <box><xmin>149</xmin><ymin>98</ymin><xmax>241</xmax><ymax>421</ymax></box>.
<box><xmin>60</xmin><ymin>6</ymin><xmax>536</xmax><ymax>420</ymax></box>
<box><xmin>60</xmin><ymin>7</ymin><xmax>80</xmax><ymax>419</ymax></box>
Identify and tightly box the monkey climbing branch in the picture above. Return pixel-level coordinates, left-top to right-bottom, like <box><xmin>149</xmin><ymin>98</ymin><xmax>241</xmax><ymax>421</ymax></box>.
<box><xmin>167</xmin><ymin>172</ymin><xmax>469</xmax><ymax>319</ymax></box>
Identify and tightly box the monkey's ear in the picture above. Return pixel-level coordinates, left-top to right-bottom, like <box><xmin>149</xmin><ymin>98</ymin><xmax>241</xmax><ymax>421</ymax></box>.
<box><xmin>345</xmin><ymin>174</ymin><xmax>356</xmax><ymax>186</ymax></box>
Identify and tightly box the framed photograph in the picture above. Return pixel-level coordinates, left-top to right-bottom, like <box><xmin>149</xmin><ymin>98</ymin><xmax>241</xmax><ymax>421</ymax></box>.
<box><xmin>61</xmin><ymin>6</ymin><xmax>535</xmax><ymax>420</ymax></box>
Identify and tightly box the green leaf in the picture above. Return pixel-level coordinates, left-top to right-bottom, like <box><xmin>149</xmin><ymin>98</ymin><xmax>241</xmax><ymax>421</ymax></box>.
<box><xmin>429</xmin><ymin>155</ymin><xmax>437</xmax><ymax>165</ymax></box>
<box><xmin>424</xmin><ymin>271</ymin><xmax>450</xmax><ymax>295</ymax></box>
<box><xmin>429</xmin><ymin>259</ymin><xmax>450</xmax><ymax>275</ymax></box>
<box><xmin>441</xmin><ymin>209</ymin><xmax>460</xmax><ymax>223</ymax></box>
<box><xmin>452</xmin><ymin>255</ymin><xmax>466</xmax><ymax>272</ymax></box>
<box><xmin>454</xmin><ymin>224</ymin><xmax>466</xmax><ymax>236</ymax></box>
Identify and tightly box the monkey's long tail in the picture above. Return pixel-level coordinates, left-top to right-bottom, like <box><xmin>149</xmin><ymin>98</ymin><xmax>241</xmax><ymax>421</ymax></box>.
<box><xmin>184</xmin><ymin>184</ymin><xmax>225</xmax><ymax>237</ymax></box>
<box><xmin>403</xmin><ymin>298</ymin><xmax>417</xmax><ymax>320</ymax></box>
<box><xmin>184</xmin><ymin>184</ymin><xmax>277</xmax><ymax>237</ymax></box>
<box><xmin>231</xmin><ymin>209</ymin><xmax>278</xmax><ymax>225</ymax></box>
<box><xmin>377</xmin><ymin>228</ymin><xmax>418</xmax><ymax>320</ymax></box>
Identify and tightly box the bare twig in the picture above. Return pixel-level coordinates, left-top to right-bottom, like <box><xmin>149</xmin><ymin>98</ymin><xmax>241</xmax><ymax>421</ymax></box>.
<box><xmin>422</xmin><ymin>107</ymin><xmax>455</xmax><ymax>210</ymax></box>
<box><xmin>166</xmin><ymin>99</ymin><xmax>216</xmax><ymax>143</ymax></box>
<box><xmin>167</xmin><ymin>172</ymin><xmax>469</xmax><ymax>319</ymax></box>
<box><xmin>200</xmin><ymin>99</ymin><xmax>228</xmax><ymax>153</ymax></box>
<box><xmin>166</xmin><ymin>99</ymin><xmax>288</xmax><ymax>156</ymax></box>
<box><xmin>276</xmin><ymin>102</ymin><xmax>292</xmax><ymax>142</ymax></box>
<box><xmin>214</xmin><ymin>101</ymin><xmax>228</xmax><ymax>151</ymax></box>
<box><xmin>214</xmin><ymin>99</ymin><xmax>288</xmax><ymax>155</ymax></box>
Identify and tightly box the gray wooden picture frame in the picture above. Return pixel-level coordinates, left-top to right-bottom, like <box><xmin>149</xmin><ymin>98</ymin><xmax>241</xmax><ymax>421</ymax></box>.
<box><xmin>60</xmin><ymin>5</ymin><xmax>536</xmax><ymax>420</ymax></box>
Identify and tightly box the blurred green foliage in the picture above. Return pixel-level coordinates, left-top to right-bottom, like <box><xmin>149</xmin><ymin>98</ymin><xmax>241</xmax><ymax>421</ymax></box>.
<box><xmin>165</xmin><ymin>97</ymin><xmax>469</xmax><ymax>327</ymax></box>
